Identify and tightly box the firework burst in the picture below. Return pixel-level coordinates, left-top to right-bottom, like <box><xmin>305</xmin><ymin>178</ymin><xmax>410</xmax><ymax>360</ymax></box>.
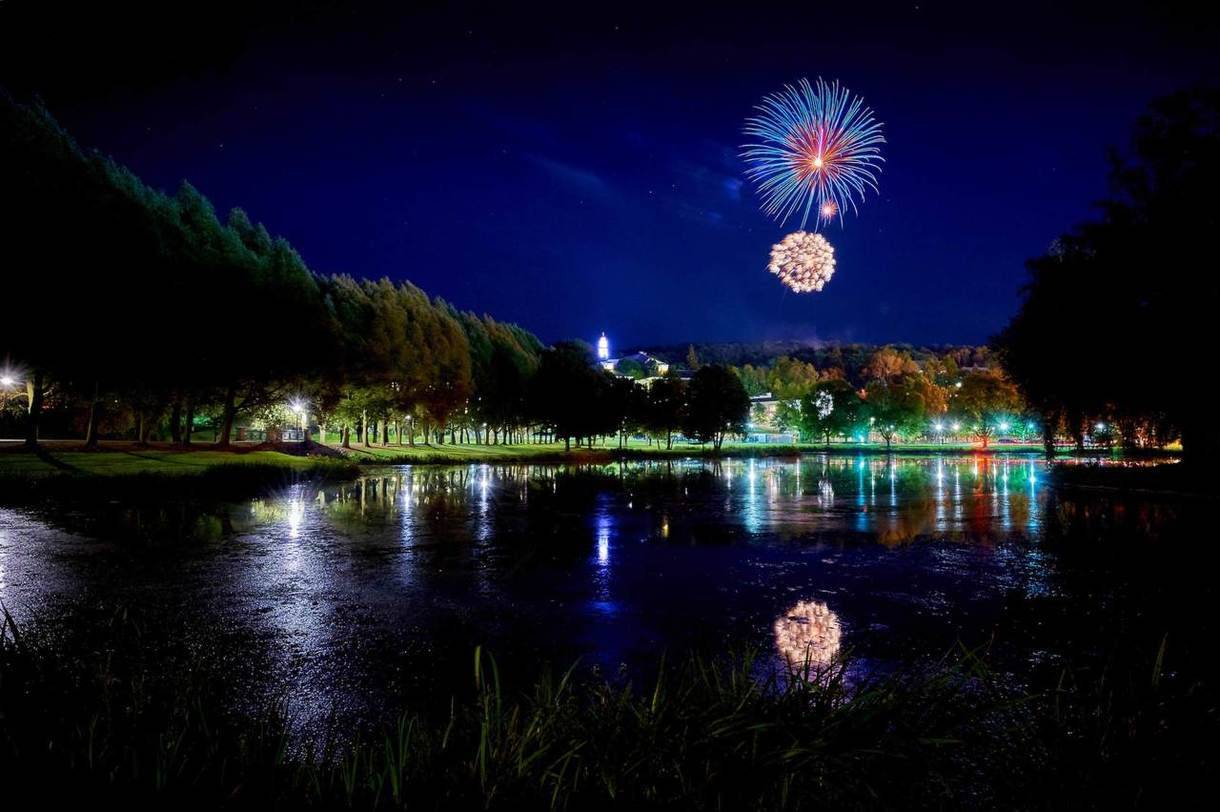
<box><xmin>768</xmin><ymin>231</ymin><xmax>835</xmax><ymax>293</ymax></box>
<box><xmin>742</xmin><ymin>77</ymin><xmax>885</xmax><ymax>230</ymax></box>
<box><xmin>774</xmin><ymin>599</ymin><xmax>842</xmax><ymax>668</ymax></box>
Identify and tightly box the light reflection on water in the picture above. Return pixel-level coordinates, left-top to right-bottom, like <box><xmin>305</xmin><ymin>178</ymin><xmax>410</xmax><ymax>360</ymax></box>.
<box><xmin>255</xmin><ymin>454</ymin><xmax>1051</xmax><ymax>675</ymax></box>
<box><xmin>775</xmin><ymin>600</ymin><xmax>843</xmax><ymax>668</ymax></box>
<box><xmin>6</xmin><ymin>452</ymin><xmax>1165</xmax><ymax>743</ymax></box>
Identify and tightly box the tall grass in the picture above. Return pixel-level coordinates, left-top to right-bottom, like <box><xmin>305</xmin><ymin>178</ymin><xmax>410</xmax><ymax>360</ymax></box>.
<box><xmin>0</xmin><ymin>608</ymin><xmax>1208</xmax><ymax>808</ymax></box>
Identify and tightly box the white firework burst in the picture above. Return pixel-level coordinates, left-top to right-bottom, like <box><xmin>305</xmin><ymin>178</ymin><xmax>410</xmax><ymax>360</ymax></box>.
<box><xmin>774</xmin><ymin>599</ymin><xmax>842</xmax><ymax>668</ymax></box>
<box><xmin>767</xmin><ymin>231</ymin><xmax>836</xmax><ymax>293</ymax></box>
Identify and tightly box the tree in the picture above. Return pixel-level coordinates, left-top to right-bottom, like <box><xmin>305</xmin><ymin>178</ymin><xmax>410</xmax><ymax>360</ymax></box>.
<box><xmin>615</xmin><ymin>357</ymin><xmax>646</xmax><ymax>379</ymax></box>
<box><xmin>864</xmin><ymin>376</ymin><xmax>929</xmax><ymax>451</ymax></box>
<box><xmin>0</xmin><ymin>93</ymin><xmax>548</xmax><ymax>454</ymax></box>
<box><xmin>683</xmin><ymin>365</ymin><xmax>749</xmax><ymax>451</ymax></box>
<box><xmin>865</xmin><ymin>348</ymin><xmax>919</xmax><ymax>383</ymax></box>
<box><xmin>800</xmin><ymin>379</ymin><xmax>863</xmax><ymax>447</ymax></box>
<box><xmin>774</xmin><ymin>400</ymin><xmax>803</xmax><ymax>436</ymax></box>
<box><xmin>530</xmin><ymin>342</ymin><xmax>609</xmax><ymax>451</ymax></box>
<box><xmin>685</xmin><ymin>344</ymin><xmax>701</xmax><ymax>372</ymax></box>
<box><xmin>997</xmin><ymin>88</ymin><xmax>1220</xmax><ymax>462</ymax></box>
<box><xmin>645</xmin><ymin>376</ymin><xmax>686</xmax><ymax>449</ymax></box>
<box><xmin>733</xmin><ymin>364</ymin><xmax>770</xmax><ymax>396</ymax></box>
<box><xmin>951</xmin><ymin>370</ymin><xmax>1022</xmax><ymax>448</ymax></box>
<box><xmin>768</xmin><ymin>356</ymin><xmax>818</xmax><ymax>399</ymax></box>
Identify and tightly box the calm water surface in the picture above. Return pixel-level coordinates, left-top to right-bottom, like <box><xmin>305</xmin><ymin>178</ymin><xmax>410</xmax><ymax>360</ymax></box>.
<box><xmin>0</xmin><ymin>454</ymin><xmax>1211</xmax><ymax>739</ymax></box>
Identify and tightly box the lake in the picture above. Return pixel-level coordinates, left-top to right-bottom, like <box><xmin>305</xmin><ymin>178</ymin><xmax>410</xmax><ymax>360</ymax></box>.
<box><xmin>1</xmin><ymin>454</ymin><xmax>1211</xmax><ymax>742</ymax></box>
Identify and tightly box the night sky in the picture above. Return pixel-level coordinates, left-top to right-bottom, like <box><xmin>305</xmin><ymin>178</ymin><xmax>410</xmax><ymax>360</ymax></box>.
<box><xmin>3</xmin><ymin>1</ymin><xmax>1216</xmax><ymax>348</ymax></box>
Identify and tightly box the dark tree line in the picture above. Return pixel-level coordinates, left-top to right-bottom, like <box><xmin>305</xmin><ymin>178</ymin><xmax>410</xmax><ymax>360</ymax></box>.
<box><xmin>0</xmin><ymin>94</ymin><xmax>750</xmax><ymax>451</ymax></box>
<box><xmin>996</xmin><ymin>88</ymin><xmax>1219</xmax><ymax>460</ymax></box>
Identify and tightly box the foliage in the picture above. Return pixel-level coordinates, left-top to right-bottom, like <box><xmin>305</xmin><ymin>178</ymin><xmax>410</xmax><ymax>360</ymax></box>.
<box><xmin>800</xmin><ymin>379</ymin><xmax>864</xmax><ymax>446</ymax></box>
<box><xmin>864</xmin><ymin>376</ymin><xmax>930</xmax><ymax>450</ymax></box>
<box><xmin>951</xmin><ymin>370</ymin><xmax>1022</xmax><ymax>448</ymax></box>
<box><xmin>683</xmin><ymin>365</ymin><xmax>750</xmax><ymax>450</ymax></box>
<box><xmin>997</xmin><ymin>88</ymin><xmax>1219</xmax><ymax>459</ymax></box>
<box><xmin>1</xmin><ymin>608</ymin><xmax>1205</xmax><ymax>808</ymax></box>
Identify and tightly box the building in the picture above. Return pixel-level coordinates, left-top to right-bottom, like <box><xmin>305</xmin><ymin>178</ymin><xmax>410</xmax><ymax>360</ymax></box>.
<box><xmin>745</xmin><ymin>392</ymin><xmax>800</xmax><ymax>444</ymax></box>
<box><xmin>596</xmin><ymin>332</ymin><xmax>670</xmax><ymax>380</ymax></box>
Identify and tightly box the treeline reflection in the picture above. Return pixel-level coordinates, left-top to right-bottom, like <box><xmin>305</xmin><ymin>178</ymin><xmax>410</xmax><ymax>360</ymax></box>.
<box><xmin>253</xmin><ymin>455</ymin><xmax>1049</xmax><ymax>548</ymax></box>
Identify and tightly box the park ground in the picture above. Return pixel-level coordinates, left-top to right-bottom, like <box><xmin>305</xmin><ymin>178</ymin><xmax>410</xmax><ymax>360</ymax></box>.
<box><xmin>0</xmin><ymin>435</ymin><xmax>1100</xmax><ymax>483</ymax></box>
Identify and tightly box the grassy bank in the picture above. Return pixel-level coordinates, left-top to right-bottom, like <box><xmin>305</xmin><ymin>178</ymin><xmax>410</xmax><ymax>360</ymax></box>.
<box><xmin>331</xmin><ymin>438</ymin><xmax>1058</xmax><ymax>465</ymax></box>
<box><xmin>1050</xmin><ymin>459</ymin><xmax>1213</xmax><ymax>497</ymax></box>
<box><xmin>0</xmin><ymin>608</ymin><xmax>1203</xmax><ymax>808</ymax></box>
<box><xmin>0</xmin><ymin>445</ymin><xmax>359</xmax><ymax>501</ymax></box>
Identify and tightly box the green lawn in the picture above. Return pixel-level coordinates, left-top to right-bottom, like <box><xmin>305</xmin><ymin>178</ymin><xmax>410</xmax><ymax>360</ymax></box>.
<box><xmin>0</xmin><ymin>446</ymin><xmax>347</xmax><ymax>479</ymax></box>
<box><xmin>0</xmin><ymin>437</ymin><xmax>1063</xmax><ymax>483</ymax></box>
<box><xmin>326</xmin><ymin>437</ymin><xmax>1053</xmax><ymax>465</ymax></box>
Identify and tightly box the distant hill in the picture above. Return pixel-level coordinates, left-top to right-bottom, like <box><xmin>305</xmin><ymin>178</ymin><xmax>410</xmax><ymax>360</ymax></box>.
<box><xmin>640</xmin><ymin>340</ymin><xmax>993</xmax><ymax>381</ymax></box>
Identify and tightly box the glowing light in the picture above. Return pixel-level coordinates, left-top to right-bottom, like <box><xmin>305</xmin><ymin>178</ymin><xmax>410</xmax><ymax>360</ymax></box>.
<box><xmin>0</xmin><ymin>376</ymin><xmax>14</xmax><ymax>387</ymax></box>
<box><xmin>1095</xmin><ymin>422</ymin><xmax>1106</xmax><ymax>432</ymax></box>
<box><xmin>951</xmin><ymin>422</ymin><xmax>961</xmax><ymax>431</ymax></box>
<box><xmin>999</xmin><ymin>421</ymin><xmax>1010</xmax><ymax>431</ymax></box>
<box><xmin>933</xmin><ymin>422</ymin><xmax>944</xmax><ymax>431</ymax></box>
<box><xmin>768</xmin><ymin>231</ymin><xmax>835</xmax><ymax>293</ymax></box>
<box><xmin>597</xmin><ymin>332</ymin><xmax>610</xmax><ymax>361</ymax></box>
<box><xmin>743</xmin><ymin>77</ymin><xmax>885</xmax><ymax>231</ymax></box>
<box><xmin>814</xmin><ymin>390</ymin><xmax>834</xmax><ymax>419</ymax></box>
<box><xmin>774</xmin><ymin>600</ymin><xmax>842</xmax><ymax>668</ymax></box>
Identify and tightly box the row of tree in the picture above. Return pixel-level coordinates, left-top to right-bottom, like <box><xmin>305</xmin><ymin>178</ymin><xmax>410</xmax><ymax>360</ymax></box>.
<box><xmin>722</xmin><ymin>346</ymin><xmax>1029</xmax><ymax>450</ymax></box>
<box><xmin>7</xmin><ymin>87</ymin><xmax>1206</xmax><ymax>457</ymax></box>
<box><xmin>0</xmin><ymin>93</ymin><xmax>757</xmax><ymax>452</ymax></box>
<box><xmin>996</xmin><ymin>88</ymin><xmax>1218</xmax><ymax>461</ymax></box>
<box><xmin>0</xmin><ymin>94</ymin><xmax>546</xmax><ymax>448</ymax></box>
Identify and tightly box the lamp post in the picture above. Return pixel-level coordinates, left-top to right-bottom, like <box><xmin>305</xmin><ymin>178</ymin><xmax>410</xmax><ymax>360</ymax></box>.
<box><xmin>0</xmin><ymin>373</ymin><xmax>23</xmax><ymax>412</ymax></box>
<box><xmin>290</xmin><ymin>399</ymin><xmax>308</xmax><ymax>445</ymax></box>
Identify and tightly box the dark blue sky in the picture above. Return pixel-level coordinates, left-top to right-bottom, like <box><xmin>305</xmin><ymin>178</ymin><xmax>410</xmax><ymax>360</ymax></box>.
<box><xmin>3</xmin><ymin>1</ymin><xmax>1216</xmax><ymax>347</ymax></box>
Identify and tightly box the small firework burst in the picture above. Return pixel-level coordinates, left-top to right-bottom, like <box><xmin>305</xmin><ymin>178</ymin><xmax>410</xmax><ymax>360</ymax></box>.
<box><xmin>767</xmin><ymin>231</ymin><xmax>835</xmax><ymax>293</ymax></box>
<box><xmin>774</xmin><ymin>599</ymin><xmax>842</xmax><ymax>668</ymax></box>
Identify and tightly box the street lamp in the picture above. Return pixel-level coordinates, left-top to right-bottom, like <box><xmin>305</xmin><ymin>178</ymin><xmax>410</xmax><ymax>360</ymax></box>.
<box><xmin>0</xmin><ymin>375</ymin><xmax>14</xmax><ymax>388</ymax></box>
<box><xmin>289</xmin><ymin>399</ymin><xmax>307</xmax><ymax>433</ymax></box>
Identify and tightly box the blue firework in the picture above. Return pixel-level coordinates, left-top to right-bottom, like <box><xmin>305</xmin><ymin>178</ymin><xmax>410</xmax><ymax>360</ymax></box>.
<box><xmin>742</xmin><ymin>78</ymin><xmax>885</xmax><ymax>230</ymax></box>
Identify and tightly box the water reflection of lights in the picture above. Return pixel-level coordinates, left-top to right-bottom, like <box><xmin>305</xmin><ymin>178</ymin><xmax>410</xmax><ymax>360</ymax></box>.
<box><xmin>597</xmin><ymin>520</ymin><xmax>610</xmax><ymax>566</ymax></box>
<box><xmin>744</xmin><ymin>459</ymin><xmax>763</xmax><ymax>534</ymax></box>
<box><xmin>774</xmin><ymin>600</ymin><xmax>842</xmax><ymax>668</ymax></box>
<box><xmin>817</xmin><ymin>477</ymin><xmax>834</xmax><ymax>509</ymax></box>
<box><xmin>286</xmin><ymin>499</ymin><xmax>306</xmax><ymax>539</ymax></box>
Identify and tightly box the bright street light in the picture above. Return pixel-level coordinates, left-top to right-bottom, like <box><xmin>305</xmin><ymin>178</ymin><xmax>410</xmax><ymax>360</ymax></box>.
<box><xmin>0</xmin><ymin>375</ymin><xmax>14</xmax><ymax>387</ymax></box>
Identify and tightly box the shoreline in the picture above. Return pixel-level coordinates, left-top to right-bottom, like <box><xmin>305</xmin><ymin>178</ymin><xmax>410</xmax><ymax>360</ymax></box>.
<box><xmin>0</xmin><ymin>439</ymin><xmax>1184</xmax><ymax>501</ymax></box>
